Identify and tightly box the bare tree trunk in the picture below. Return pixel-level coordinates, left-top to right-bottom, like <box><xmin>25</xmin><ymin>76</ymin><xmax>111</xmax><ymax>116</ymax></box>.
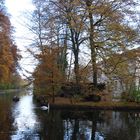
<box><xmin>68</xmin><ymin>50</ymin><xmax>73</xmax><ymax>82</ymax></box>
<box><xmin>86</xmin><ymin>0</ymin><xmax>97</xmax><ymax>88</ymax></box>
<box><xmin>52</xmin><ymin>74</ymin><xmax>55</xmax><ymax>103</ymax></box>
<box><xmin>74</xmin><ymin>49</ymin><xmax>80</xmax><ymax>85</ymax></box>
<box><xmin>70</xmin><ymin>29</ymin><xmax>80</xmax><ymax>85</ymax></box>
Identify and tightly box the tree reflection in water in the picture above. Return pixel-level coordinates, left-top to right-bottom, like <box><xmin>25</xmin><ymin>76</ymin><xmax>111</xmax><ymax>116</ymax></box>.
<box><xmin>0</xmin><ymin>94</ymin><xmax>13</xmax><ymax>140</ymax></box>
<box><xmin>36</xmin><ymin>109</ymin><xmax>140</xmax><ymax>140</ymax></box>
<box><xmin>36</xmin><ymin>109</ymin><xmax>103</xmax><ymax>140</ymax></box>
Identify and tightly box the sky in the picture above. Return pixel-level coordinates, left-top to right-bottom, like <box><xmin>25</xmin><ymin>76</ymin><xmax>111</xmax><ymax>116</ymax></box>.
<box><xmin>5</xmin><ymin>0</ymin><xmax>35</xmax><ymax>78</ymax></box>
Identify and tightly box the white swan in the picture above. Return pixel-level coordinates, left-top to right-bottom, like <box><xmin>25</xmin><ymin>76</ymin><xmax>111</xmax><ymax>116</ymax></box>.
<box><xmin>40</xmin><ymin>103</ymin><xmax>50</xmax><ymax>111</ymax></box>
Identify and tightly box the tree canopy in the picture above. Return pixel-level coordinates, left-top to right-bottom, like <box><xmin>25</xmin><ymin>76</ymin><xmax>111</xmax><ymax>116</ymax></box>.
<box><xmin>28</xmin><ymin>0</ymin><xmax>140</xmax><ymax>99</ymax></box>
<box><xmin>0</xmin><ymin>0</ymin><xmax>21</xmax><ymax>87</ymax></box>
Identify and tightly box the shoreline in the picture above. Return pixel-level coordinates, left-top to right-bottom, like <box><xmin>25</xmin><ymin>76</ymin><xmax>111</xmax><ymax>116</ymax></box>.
<box><xmin>0</xmin><ymin>88</ymin><xmax>26</xmax><ymax>94</ymax></box>
<box><xmin>34</xmin><ymin>96</ymin><xmax>140</xmax><ymax>111</ymax></box>
<box><xmin>50</xmin><ymin>103</ymin><xmax>140</xmax><ymax>111</ymax></box>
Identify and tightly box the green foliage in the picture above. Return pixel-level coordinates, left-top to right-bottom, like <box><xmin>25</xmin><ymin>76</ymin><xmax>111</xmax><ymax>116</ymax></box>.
<box><xmin>0</xmin><ymin>83</ymin><xmax>18</xmax><ymax>90</ymax></box>
<box><xmin>129</xmin><ymin>87</ymin><xmax>140</xmax><ymax>103</ymax></box>
<box><xmin>0</xmin><ymin>73</ymin><xmax>23</xmax><ymax>90</ymax></box>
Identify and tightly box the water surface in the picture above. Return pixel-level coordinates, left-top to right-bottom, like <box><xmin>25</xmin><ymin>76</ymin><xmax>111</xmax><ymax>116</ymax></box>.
<box><xmin>0</xmin><ymin>90</ymin><xmax>140</xmax><ymax>140</ymax></box>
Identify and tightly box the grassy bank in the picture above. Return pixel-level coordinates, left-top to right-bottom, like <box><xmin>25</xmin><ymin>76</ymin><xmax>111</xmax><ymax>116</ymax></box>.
<box><xmin>0</xmin><ymin>88</ymin><xmax>25</xmax><ymax>94</ymax></box>
<box><xmin>35</xmin><ymin>96</ymin><xmax>140</xmax><ymax>111</ymax></box>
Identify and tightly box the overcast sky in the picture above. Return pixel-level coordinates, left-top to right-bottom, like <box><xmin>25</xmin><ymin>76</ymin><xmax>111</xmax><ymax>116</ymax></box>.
<box><xmin>5</xmin><ymin>0</ymin><xmax>35</xmax><ymax>78</ymax></box>
<box><xmin>5</xmin><ymin>0</ymin><xmax>34</xmax><ymax>41</ymax></box>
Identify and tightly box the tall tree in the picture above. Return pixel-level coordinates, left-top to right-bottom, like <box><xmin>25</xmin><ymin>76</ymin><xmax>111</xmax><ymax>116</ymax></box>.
<box><xmin>0</xmin><ymin>0</ymin><xmax>21</xmax><ymax>85</ymax></box>
<box><xmin>33</xmin><ymin>46</ymin><xmax>64</xmax><ymax>102</ymax></box>
<box><xmin>84</xmin><ymin>0</ymin><xmax>138</xmax><ymax>88</ymax></box>
<box><xmin>31</xmin><ymin>0</ymin><xmax>68</xmax><ymax>99</ymax></box>
<box><xmin>54</xmin><ymin>0</ymin><xmax>87</xmax><ymax>85</ymax></box>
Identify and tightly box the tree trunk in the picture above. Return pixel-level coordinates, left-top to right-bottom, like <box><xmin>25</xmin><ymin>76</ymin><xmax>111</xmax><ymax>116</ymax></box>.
<box><xmin>86</xmin><ymin>0</ymin><xmax>97</xmax><ymax>88</ymax></box>
<box><xmin>70</xmin><ymin>28</ymin><xmax>80</xmax><ymax>85</ymax></box>
<box><xmin>68</xmin><ymin>51</ymin><xmax>73</xmax><ymax>81</ymax></box>
<box><xmin>52</xmin><ymin>71</ymin><xmax>55</xmax><ymax>103</ymax></box>
<box><xmin>74</xmin><ymin>49</ymin><xmax>80</xmax><ymax>85</ymax></box>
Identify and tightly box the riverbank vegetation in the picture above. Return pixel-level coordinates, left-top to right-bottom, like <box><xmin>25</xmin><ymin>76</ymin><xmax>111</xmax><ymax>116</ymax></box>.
<box><xmin>30</xmin><ymin>0</ymin><xmax>140</xmax><ymax>103</ymax></box>
<box><xmin>34</xmin><ymin>96</ymin><xmax>140</xmax><ymax>111</ymax></box>
<box><xmin>0</xmin><ymin>0</ymin><xmax>22</xmax><ymax>89</ymax></box>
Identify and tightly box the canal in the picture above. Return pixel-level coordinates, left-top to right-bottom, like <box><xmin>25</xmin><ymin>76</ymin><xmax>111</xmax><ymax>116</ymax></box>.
<box><xmin>0</xmin><ymin>90</ymin><xmax>140</xmax><ymax>140</ymax></box>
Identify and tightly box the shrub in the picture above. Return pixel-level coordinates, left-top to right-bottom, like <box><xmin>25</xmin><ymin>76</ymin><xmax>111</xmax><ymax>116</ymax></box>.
<box><xmin>128</xmin><ymin>87</ymin><xmax>140</xmax><ymax>103</ymax></box>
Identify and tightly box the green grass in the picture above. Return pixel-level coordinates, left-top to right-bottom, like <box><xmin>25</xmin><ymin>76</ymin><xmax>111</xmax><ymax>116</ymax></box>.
<box><xmin>76</xmin><ymin>101</ymin><xmax>140</xmax><ymax>107</ymax></box>
<box><xmin>50</xmin><ymin>97</ymin><xmax>140</xmax><ymax>108</ymax></box>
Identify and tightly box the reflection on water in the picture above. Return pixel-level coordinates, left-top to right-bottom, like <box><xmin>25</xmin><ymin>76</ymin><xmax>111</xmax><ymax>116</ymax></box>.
<box><xmin>0</xmin><ymin>90</ymin><xmax>140</xmax><ymax>140</ymax></box>
<box><xmin>11</xmin><ymin>94</ymin><xmax>40</xmax><ymax>140</ymax></box>
<box><xmin>36</xmin><ymin>109</ymin><xmax>140</xmax><ymax>140</ymax></box>
<box><xmin>63</xmin><ymin>120</ymin><xmax>92</xmax><ymax>140</ymax></box>
<box><xmin>0</xmin><ymin>92</ymin><xmax>13</xmax><ymax>140</ymax></box>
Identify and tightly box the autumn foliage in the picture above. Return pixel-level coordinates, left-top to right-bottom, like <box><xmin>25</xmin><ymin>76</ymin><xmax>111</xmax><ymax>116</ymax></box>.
<box><xmin>31</xmin><ymin>0</ymin><xmax>139</xmax><ymax>102</ymax></box>
<box><xmin>33</xmin><ymin>46</ymin><xmax>66</xmax><ymax>101</ymax></box>
<box><xmin>0</xmin><ymin>1</ymin><xmax>21</xmax><ymax>87</ymax></box>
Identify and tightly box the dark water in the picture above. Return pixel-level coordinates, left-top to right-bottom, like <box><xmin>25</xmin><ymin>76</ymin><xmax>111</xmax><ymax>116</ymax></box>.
<box><xmin>0</xmin><ymin>90</ymin><xmax>140</xmax><ymax>140</ymax></box>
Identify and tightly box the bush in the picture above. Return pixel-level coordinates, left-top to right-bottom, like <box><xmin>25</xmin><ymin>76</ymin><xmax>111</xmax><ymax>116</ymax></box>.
<box><xmin>128</xmin><ymin>87</ymin><xmax>140</xmax><ymax>103</ymax></box>
<box><xmin>0</xmin><ymin>83</ymin><xmax>17</xmax><ymax>90</ymax></box>
<box><xmin>83</xmin><ymin>94</ymin><xmax>101</xmax><ymax>102</ymax></box>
